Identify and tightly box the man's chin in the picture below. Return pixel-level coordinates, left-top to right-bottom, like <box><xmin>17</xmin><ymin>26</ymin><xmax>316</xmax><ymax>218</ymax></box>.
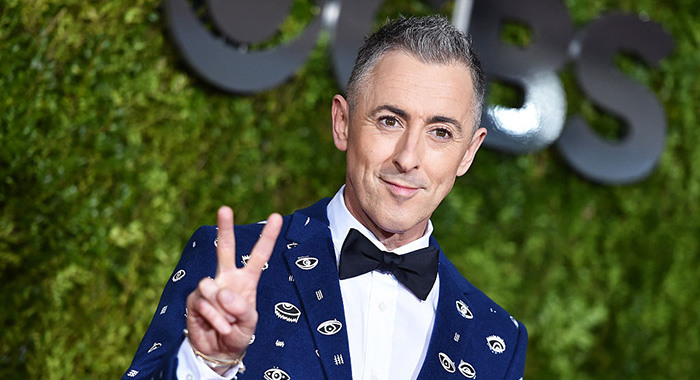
<box><xmin>371</xmin><ymin>213</ymin><xmax>427</xmax><ymax>237</ymax></box>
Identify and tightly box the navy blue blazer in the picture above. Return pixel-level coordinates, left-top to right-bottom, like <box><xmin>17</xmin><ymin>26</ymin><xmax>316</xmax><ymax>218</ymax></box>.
<box><xmin>123</xmin><ymin>199</ymin><xmax>527</xmax><ymax>380</ymax></box>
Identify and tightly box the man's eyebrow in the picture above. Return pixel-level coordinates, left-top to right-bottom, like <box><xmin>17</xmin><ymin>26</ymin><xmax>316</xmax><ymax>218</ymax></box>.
<box><xmin>371</xmin><ymin>105</ymin><xmax>409</xmax><ymax>120</ymax></box>
<box><xmin>428</xmin><ymin>115</ymin><xmax>463</xmax><ymax>133</ymax></box>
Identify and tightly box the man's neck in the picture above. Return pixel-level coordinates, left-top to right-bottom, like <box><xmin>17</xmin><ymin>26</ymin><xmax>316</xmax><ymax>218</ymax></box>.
<box><xmin>351</xmin><ymin>213</ymin><xmax>429</xmax><ymax>251</ymax></box>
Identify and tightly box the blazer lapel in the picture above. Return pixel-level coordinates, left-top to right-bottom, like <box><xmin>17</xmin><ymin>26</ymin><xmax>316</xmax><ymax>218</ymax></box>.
<box><xmin>418</xmin><ymin>250</ymin><xmax>480</xmax><ymax>379</ymax></box>
<box><xmin>282</xmin><ymin>201</ymin><xmax>354</xmax><ymax>380</ymax></box>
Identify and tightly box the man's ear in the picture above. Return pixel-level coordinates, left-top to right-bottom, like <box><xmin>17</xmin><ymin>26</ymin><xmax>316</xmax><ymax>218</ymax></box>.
<box><xmin>332</xmin><ymin>94</ymin><xmax>350</xmax><ymax>152</ymax></box>
<box><xmin>457</xmin><ymin>127</ymin><xmax>487</xmax><ymax>176</ymax></box>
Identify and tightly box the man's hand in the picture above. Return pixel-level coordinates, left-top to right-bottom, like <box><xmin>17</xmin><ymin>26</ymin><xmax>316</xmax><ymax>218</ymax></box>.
<box><xmin>185</xmin><ymin>206</ymin><xmax>283</xmax><ymax>374</ymax></box>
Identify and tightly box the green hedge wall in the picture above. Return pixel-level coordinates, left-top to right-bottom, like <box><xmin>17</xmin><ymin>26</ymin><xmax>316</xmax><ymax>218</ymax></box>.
<box><xmin>1</xmin><ymin>0</ymin><xmax>699</xmax><ymax>379</ymax></box>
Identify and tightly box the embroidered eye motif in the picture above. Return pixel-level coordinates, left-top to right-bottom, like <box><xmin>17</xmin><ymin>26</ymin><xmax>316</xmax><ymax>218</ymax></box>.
<box><xmin>487</xmin><ymin>335</ymin><xmax>506</xmax><ymax>354</ymax></box>
<box><xmin>458</xmin><ymin>361</ymin><xmax>476</xmax><ymax>378</ymax></box>
<box><xmin>274</xmin><ymin>302</ymin><xmax>301</xmax><ymax>323</ymax></box>
<box><xmin>438</xmin><ymin>352</ymin><xmax>456</xmax><ymax>373</ymax></box>
<box><xmin>147</xmin><ymin>342</ymin><xmax>162</xmax><ymax>353</ymax></box>
<box><xmin>172</xmin><ymin>269</ymin><xmax>186</xmax><ymax>282</ymax></box>
<box><xmin>295</xmin><ymin>256</ymin><xmax>318</xmax><ymax>270</ymax></box>
<box><xmin>264</xmin><ymin>368</ymin><xmax>290</xmax><ymax>380</ymax></box>
<box><xmin>455</xmin><ymin>300</ymin><xmax>473</xmax><ymax>319</ymax></box>
<box><xmin>241</xmin><ymin>255</ymin><xmax>269</xmax><ymax>270</ymax></box>
<box><xmin>317</xmin><ymin>319</ymin><xmax>343</xmax><ymax>335</ymax></box>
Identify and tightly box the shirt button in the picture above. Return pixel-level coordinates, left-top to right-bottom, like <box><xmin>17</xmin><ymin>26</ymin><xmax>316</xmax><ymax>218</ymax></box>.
<box><xmin>372</xmin><ymin>373</ymin><xmax>380</xmax><ymax>380</ymax></box>
<box><xmin>379</xmin><ymin>302</ymin><xmax>388</xmax><ymax>311</ymax></box>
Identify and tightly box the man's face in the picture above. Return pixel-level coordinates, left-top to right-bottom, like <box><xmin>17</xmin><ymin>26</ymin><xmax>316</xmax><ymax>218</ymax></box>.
<box><xmin>332</xmin><ymin>51</ymin><xmax>487</xmax><ymax>247</ymax></box>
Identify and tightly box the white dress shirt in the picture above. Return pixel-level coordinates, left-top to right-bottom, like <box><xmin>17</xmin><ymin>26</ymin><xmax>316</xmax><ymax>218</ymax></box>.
<box><xmin>328</xmin><ymin>186</ymin><xmax>439</xmax><ymax>380</ymax></box>
<box><xmin>177</xmin><ymin>186</ymin><xmax>439</xmax><ymax>380</ymax></box>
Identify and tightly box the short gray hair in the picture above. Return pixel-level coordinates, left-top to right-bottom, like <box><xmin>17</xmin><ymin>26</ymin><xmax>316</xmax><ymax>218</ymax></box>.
<box><xmin>346</xmin><ymin>15</ymin><xmax>486</xmax><ymax>131</ymax></box>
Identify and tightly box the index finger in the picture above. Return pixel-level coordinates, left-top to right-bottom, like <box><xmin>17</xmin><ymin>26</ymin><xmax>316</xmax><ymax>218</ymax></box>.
<box><xmin>245</xmin><ymin>213</ymin><xmax>283</xmax><ymax>274</ymax></box>
<box><xmin>216</xmin><ymin>206</ymin><xmax>237</xmax><ymax>274</ymax></box>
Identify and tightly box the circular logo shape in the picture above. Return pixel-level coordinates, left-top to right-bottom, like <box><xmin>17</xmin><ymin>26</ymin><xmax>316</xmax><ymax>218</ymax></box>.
<box><xmin>438</xmin><ymin>352</ymin><xmax>456</xmax><ymax>373</ymax></box>
<box><xmin>487</xmin><ymin>335</ymin><xmax>506</xmax><ymax>354</ymax></box>
<box><xmin>317</xmin><ymin>319</ymin><xmax>343</xmax><ymax>336</ymax></box>
<box><xmin>458</xmin><ymin>360</ymin><xmax>476</xmax><ymax>378</ymax></box>
<box><xmin>295</xmin><ymin>256</ymin><xmax>319</xmax><ymax>270</ymax></box>
<box><xmin>264</xmin><ymin>368</ymin><xmax>290</xmax><ymax>380</ymax></box>
<box><xmin>274</xmin><ymin>302</ymin><xmax>301</xmax><ymax>323</ymax></box>
<box><xmin>456</xmin><ymin>300</ymin><xmax>473</xmax><ymax>319</ymax></box>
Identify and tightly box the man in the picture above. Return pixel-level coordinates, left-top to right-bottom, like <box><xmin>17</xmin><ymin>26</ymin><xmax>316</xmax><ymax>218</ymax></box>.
<box><xmin>124</xmin><ymin>15</ymin><xmax>527</xmax><ymax>380</ymax></box>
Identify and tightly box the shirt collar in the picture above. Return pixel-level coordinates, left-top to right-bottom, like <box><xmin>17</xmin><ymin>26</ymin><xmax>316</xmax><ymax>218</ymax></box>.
<box><xmin>327</xmin><ymin>185</ymin><xmax>434</xmax><ymax>265</ymax></box>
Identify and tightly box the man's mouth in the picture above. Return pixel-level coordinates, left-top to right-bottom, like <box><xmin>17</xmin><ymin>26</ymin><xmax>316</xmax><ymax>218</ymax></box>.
<box><xmin>380</xmin><ymin>178</ymin><xmax>422</xmax><ymax>197</ymax></box>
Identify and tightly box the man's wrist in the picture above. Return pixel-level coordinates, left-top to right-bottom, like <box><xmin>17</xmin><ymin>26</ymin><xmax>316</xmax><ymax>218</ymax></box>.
<box><xmin>183</xmin><ymin>329</ymin><xmax>246</xmax><ymax>375</ymax></box>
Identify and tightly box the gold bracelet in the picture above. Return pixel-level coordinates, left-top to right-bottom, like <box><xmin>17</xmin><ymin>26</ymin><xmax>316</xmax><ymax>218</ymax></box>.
<box><xmin>183</xmin><ymin>329</ymin><xmax>246</xmax><ymax>370</ymax></box>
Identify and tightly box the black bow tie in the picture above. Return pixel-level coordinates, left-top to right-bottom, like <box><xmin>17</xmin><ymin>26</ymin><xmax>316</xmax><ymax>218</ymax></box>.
<box><xmin>338</xmin><ymin>228</ymin><xmax>438</xmax><ymax>301</ymax></box>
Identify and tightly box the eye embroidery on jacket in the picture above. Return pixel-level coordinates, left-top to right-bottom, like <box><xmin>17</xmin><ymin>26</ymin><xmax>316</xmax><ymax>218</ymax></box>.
<box><xmin>455</xmin><ymin>300</ymin><xmax>473</xmax><ymax>319</ymax></box>
<box><xmin>317</xmin><ymin>319</ymin><xmax>342</xmax><ymax>335</ymax></box>
<box><xmin>274</xmin><ymin>302</ymin><xmax>301</xmax><ymax>323</ymax></box>
<box><xmin>295</xmin><ymin>256</ymin><xmax>318</xmax><ymax>270</ymax></box>
<box><xmin>147</xmin><ymin>342</ymin><xmax>161</xmax><ymax>353</ymax></box>
<box><xmin>458</xmin><ymin>361</ymin><xmax>476</xmax><ymax>378</ymax></box>
<box><xmin>439</xmin><ymin>352</ymin><xmax>456</xmax><ymax>373</ymax></box>
<box><xmin>241</xmin><ymin>255</ymin><xmax>269</xmax><ymax>270</ymax></box>
<box><xmin>172</xmin><ymin>269</ymin><xmax>186</xmax><ymax>282</ymax></box>
<box><xmin>487</xmin><ymin>335</ymin><xmax>506</xmax><ymax>354</ymax></box>
<box><xmin>264</xmin><ymin>368</ymin><xmax>290</xmax><ymax>380</ymax></box>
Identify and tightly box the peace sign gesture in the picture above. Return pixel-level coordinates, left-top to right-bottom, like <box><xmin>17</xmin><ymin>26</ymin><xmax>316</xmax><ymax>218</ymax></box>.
<box><xmin>185</xmin><ymin>206</ymin><xmax>283</xmax><ymax>375</ymax></box>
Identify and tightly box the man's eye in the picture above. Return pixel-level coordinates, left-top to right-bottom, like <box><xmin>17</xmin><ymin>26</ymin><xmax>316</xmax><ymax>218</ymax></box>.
<box><xmin>380</xmin><ymin>116</ymin><xmax>399</xmax><ymax>127</ymax></box>
<box><xmin>433</xmin><ymin>128</ymin><xmax>452</xmax><ymax>139</ymax></box>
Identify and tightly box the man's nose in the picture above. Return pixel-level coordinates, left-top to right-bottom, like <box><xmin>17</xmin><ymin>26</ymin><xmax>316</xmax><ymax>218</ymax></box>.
<box><xmin>392</xmin><ymin>127</ymin><xmax>423</xmax><ymax>173</ymax></box>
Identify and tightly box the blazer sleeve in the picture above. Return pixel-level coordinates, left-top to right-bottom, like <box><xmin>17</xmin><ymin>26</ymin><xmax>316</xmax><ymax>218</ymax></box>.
<box><xmin>503</xmin><ymin>322</ymin><xmax>528</xmax><ymax>380</ymax></box>
<box><xmin>122</xmin><ymin>226</ymin><xmax>219</xmax><ymax>380</ymax></box>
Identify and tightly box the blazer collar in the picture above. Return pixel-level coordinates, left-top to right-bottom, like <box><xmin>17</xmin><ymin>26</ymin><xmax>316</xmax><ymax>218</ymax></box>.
<box><xmin>284</xmin><ymin>197</ymin><xmax>331</xmax><ymax>243</ymax></box>
<box><xmin>418</xmin><ymin>245</ymin><xmax>480</xmax><ymax>379</ymax></box>
<box><xmin>282</xmin><ymin>199</ymin><xmax>354</xmax><ymax>380</ymax></box>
